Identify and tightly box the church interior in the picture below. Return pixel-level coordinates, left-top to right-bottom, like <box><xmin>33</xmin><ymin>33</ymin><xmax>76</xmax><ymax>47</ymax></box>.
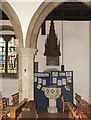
<box><xmin>0</xmin><ymin>0</ymin><xmax>91</xmax><ymax>119</ymax></box>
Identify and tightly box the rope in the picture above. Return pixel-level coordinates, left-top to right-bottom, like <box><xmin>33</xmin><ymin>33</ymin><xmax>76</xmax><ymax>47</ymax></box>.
<box><xmin>62</xmin><ymin>21</ymin><xmax>64</xmax><ymax>65</ymax></box>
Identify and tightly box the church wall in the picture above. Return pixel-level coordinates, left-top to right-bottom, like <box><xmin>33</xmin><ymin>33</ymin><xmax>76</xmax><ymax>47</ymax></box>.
<box><xmin>0</xmin><ymin>79</ymin><xmax>2</xmax><ymax>92</ymax></box>
<box><xmin>2</xmin><ymin>79</ymin><xmax>19</xmax><ymax>105</ymax></box>
<box><xmin>0</xmin><ymin>2</ymin><xmax>89</xmax><ymax>104</ymax></box>
<box><xmin>8</xmin><ymin>2</ymin><xmax>42</xmax><ymax>46</ymax></box>
<box><xmin>63</xmin><ymin>21</ymin><xmax>89</xmax><ymax>103</ymax></box>
<box><xmin>35</xmin><ymin>21</ymin><xmax>89</xmax><ymax>103</ymax></box>
<box><xmin>0</xmin><ymin>19</ymin><xmax>19</xmax><ymax>104</ymax></box>
<box><xmin>0</xmin><ymin>20</ymin><xmax>19</xmax><ymax>104</ymax></box>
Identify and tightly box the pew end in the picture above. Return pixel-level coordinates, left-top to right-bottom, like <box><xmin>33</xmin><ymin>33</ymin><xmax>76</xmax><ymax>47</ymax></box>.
<box><xmin>11</xmin><ymin>92</ymin><xmax>19</xmax><ymax>106</ymax></box>
<box><xmin>67</xmin><ymin>101</ymin><xmax>89</xmax><ymax>119</ymax></box>
<box><xmin>10</xmin><ymin>98</ymin><xmax>27</xmax><ymax>119</ymax></box>
<box><xmin>75</xmin><ymin>93</ymin><xmax>90</xmax><ymax>114</ymax></box>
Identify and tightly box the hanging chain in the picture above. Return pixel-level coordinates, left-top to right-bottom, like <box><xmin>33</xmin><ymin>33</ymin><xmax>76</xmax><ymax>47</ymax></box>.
<box><xmin>62</xmin><ymin>21</ymin><xmax>63</xmax><ymax>65</ymax></box>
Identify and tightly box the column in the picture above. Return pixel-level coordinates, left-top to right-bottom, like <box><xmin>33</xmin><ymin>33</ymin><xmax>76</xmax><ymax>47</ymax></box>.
<box><xmin>14</xmin><ymin>39</ymin><xmax>37</xmax><ymax>101</ymax></box>
<box><xmin>20</xmin><ymin>48</ymin><xmax>36</xmax><ymax>100</ymax></box>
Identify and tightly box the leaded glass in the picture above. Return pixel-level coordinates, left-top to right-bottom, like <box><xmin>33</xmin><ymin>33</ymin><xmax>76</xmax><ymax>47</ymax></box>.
<box><xmin>7</xmin><ymin>37</ymin><xmax>17</xmax><ymax>73</ymax></box>
<box><xmin>0</xmin><ymin>37</ymin><xmax>5</xmax><ymax>73</ymax></box>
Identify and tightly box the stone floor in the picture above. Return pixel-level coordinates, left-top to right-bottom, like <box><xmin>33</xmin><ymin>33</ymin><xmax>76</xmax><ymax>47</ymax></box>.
<box><xmin>37</xmin><ymin>107</ymin><xmax>69</xmax><ymax>120</ymax></box>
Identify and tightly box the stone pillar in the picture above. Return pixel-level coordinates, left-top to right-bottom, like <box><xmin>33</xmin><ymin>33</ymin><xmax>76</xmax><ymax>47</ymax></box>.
<box><xmin>20</xmin><ymin>48</ymin><xmax>36</xmax><ymax>100</ymax></box>
<box><xmin>14</xmin><ymin>39</ymin><xmax>36</xmax><ymax>101</ymax></box>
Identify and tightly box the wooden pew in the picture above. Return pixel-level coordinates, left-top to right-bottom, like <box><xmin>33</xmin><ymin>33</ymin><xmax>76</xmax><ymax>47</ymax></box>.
<box><xmin>10</xmin><ymin>98</ymin><xmax>28</xmax><ymax>119</ymax></box>
<box><xmin>67</xmin><ymin>101</ymin><xmax>89</xmax><ymax>120</ymax></box>
<box><xmin>0</xmin><ymin>93</ymin><xmax>10</xmax><ymax>120</ymax></box>
<box><xmin>0</xmin><ymin>99</ymin><xmax>27</xmax><ymax>120</ymax></box>
<box><xmin>11</xmin><ymin>92</ymin><xmax>19</xmax><ymax>106</ymax></box>
<box><xmin>0</xmin><ymin>92</ymin><xmax>6</xmax><ymax>120</ymax></box>
<box><xmin>0</xmin><ymin>92</ymin><xmax>28</xmax><ymax>120</ymax></box>
<box><xmin>75</xmin><ymin>93</ymin><xmax>90</xmax><ymax>113</ymax></box>
<box><xmin>0</xmin><ymin>92</ymin><xmax>2</xmax><ymax>110</ymax></box>
<box><xmin>2</xmin><ymin>97</ymin><xmax>9</xmax><ymax>108</ymax></box>
<box><xmin>0</xmin><ymin>110</ymin><xmax>10</xmax><ymax>120</ymax></box>
<box><xmin>9</xmin><ymin>92</ymin><xmax>28</xmax><ymax>118</ymax></box>
<box><xmin>21</xmin><ymin>101</ymin><xmax>36</xmax><ymax>119</ymax></box>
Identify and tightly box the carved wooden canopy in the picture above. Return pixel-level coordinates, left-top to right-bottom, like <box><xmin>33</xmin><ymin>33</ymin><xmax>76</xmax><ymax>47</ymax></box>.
<box><xmin>44</xmin><ymin>20</ymin><xmax>61</xmax><ymax>57</ymax></box>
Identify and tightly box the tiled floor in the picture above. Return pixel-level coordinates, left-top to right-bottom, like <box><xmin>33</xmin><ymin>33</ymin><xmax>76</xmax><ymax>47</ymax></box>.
<box><xmin>37</xmin><ymin>107</ymin><xmax>69</xmax><ymax>119</ymax></box>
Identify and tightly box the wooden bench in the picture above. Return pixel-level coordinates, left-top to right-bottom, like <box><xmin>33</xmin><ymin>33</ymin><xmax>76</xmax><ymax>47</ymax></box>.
<box><xmin>0</xmin><ymin>92</ymin><xmax>10</xmax><ymax>120</ymax></box>
<box><xmin>0</xmin><ymin>110</ymin><xmax>10</xmax><ymax>120</ymax></box>
<box><xmin>0</xmin><ymin>92</ymin><xmax>28</xmax><ymax>119</ymax></box>
<box><xmin>11</xmin><ymin>92</ymin><xmax>19</xmax><ymax>106</ymax></box>
<box><xmin>0</xmin><ymin>99</ymin><xmax>27</xmax><ymax>120</ymax></box>
<box><xmin>67</xmin><ymin>101</ymin><xmax>89</xmax><ymax>119</ymax></box>
<box><xmin>21</xmin><ymin>101</ymin><xmax>36</xmax><ymax>119</ymax></box>
<box><xmin>0</xmin><ymin>92</ymin><xmax>2</xmax><ymax>110</ymax></box>
<box><xmin>2</xmin><ymin>97</ymin><xmax>9</xmax><ymax>108</ymax></box>
<box><xmin>10</xmin><ymin>98</ymin><xmax>28</xmax><ymax>119</ymax></box>
<box><xmin>75</xmin><ymin>93</ymin><xmax>90</xmax><ymax>113</ymax></box>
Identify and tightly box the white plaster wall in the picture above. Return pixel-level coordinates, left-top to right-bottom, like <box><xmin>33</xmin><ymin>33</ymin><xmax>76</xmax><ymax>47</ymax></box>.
<box><xmin>35</xmin><ymin>21</ymin><xmax>89</xmax><ymax>103</ymax></box>
<box><xmin>0</xmin><ymin>78</ymin><xmax>2</xmax><ymax>92</ymax></box>
<box><xmin>2</xmin><ymin>79</ymin><xmax>19</xmax><ymax>105</ymax></box>
<box><xmin>63</xmin><ymin>21</ymin><xmax>89</xmax><ymax>103</ymax></box>
<box><xmin>8</xmin><ymin>2</ymin><xmax>42</xmax><ymax>46</ymax></box>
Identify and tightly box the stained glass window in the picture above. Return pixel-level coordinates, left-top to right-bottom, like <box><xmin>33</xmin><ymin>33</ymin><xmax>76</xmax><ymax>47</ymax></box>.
<box><xmin>8</xmin><ymin>37</ymin><xmax>17</xmax><ymax>73</ymax></box>
<box><xmin>0</xmin><ymin>36</ymin><xmax>17</xmax><ymax>74</ymax></box>
<box><xmin>0</xmin><ymin>37</ymin><xmax>5</xmax><ymax>73</ymax></box>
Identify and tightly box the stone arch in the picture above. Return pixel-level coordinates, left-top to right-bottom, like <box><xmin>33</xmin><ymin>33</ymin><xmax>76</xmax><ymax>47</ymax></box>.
<box><xmin>1</xmin><ymin>1</ymin><xmax>23</xmax><ymax>47</ymax></box>
<box><xmin>26</xmin><ymin>1</ymin><xmax>91</xmax><ymax>49</ymax></box>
